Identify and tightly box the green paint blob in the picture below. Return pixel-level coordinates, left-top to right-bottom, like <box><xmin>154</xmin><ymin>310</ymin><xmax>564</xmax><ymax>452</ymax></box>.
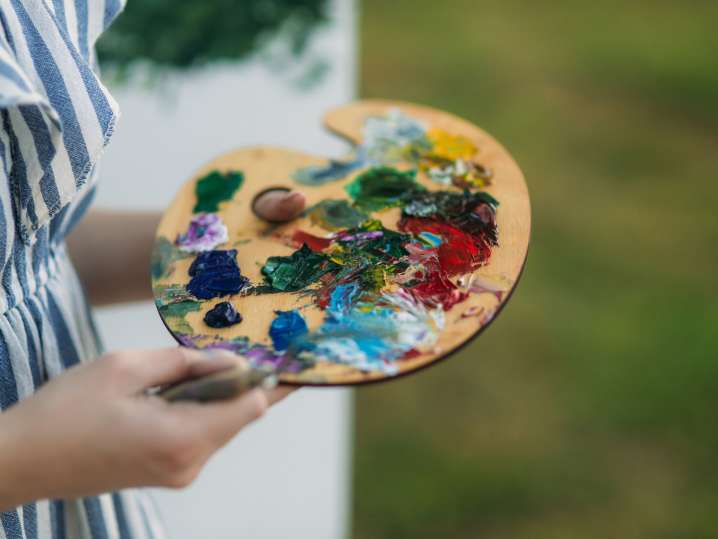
<box><xmin>158</xmin><ymin>299</ymin><xmax>202</xmax><ymax>334</ymax></box>
<box><xmin>402</xmin><ymin>189</ymin><xmax>499</xmax><ymax>243</ymax></box>
<box><xmin>193</xmin><ymin>170</ymin><xmax>244</xmax><ymax>213</ymax></box>
<box><xmin>261</xmin><ymin>244</ymin><xmax>339</xmax><ymax>292</ymax></box>
<box><xmin>306</xmin><ymin>199</ymin><xmax>368</xmax><ymax>231</ymax></box>
<box><xmin>345</xmin><ymin>166</ymin><xmax>425</xmax><ymax>211</ymax></box>
<box><xmin>359</xmin><ymin>265</ymin><xmax>387</xmax><ymax>290</ymax></box>
<box><xmin>151</xmin><ymin>237</ymin><xmax>187</xmax><ymax>280</ymax></box>
<box><xmin>322</xmin><ymin>220</ymin><xmax>410</xmax><ymax>292</ymax></box>
<box><xmin>403</xmin><ymin>190</ymin><xmax>498</xmax><ymax>218</ymax></box>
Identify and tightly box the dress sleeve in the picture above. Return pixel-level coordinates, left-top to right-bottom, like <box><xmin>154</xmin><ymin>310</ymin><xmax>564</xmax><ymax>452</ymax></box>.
<box><xmin>0</xmin><ymin>3</ymin><xmax>120</xmax><ymax>245</ymax></box>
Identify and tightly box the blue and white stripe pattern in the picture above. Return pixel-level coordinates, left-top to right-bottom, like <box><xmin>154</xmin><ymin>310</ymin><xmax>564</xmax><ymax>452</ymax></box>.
<box><xmin>0</xmin><ymin>1</ymin><xmax>165</xmax><ymax>537</ymax></box>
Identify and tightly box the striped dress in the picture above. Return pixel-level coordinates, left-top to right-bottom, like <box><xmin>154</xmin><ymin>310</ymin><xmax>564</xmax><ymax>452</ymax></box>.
<box><xmin>0</xmin><ymin>1</ymin><xmax>164</xmax><ymax>537</ymax></box>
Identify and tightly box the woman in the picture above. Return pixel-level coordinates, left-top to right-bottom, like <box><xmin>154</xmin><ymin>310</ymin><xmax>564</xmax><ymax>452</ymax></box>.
<box><xmin>0</xmin><ymin>1</ymin><xmax>306</xmax><ymax>537</ymax></box>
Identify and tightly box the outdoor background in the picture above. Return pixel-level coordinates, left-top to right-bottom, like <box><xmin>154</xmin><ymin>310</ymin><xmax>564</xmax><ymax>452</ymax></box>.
<box><xmin>98</xmin><ymin>1</ymin><xmax>718</xmax><ymax>537</ymax></box>
<box><xmin>355</xmin><ymin>1</ymin><xmax>718</xmax><ymax>538</ymax></box>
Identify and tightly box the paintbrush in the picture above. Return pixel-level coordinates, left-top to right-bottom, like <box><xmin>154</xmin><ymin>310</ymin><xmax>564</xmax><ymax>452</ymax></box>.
<box><xmin>158</xmin><ymin>351</ymin><xmax>294</xmax><ymax>403</ymax></box>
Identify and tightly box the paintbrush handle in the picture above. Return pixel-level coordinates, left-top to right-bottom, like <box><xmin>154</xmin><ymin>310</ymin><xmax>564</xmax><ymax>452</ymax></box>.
<box><xmin>158</xmin><ymin>365</ymin><xmax>277</xmax><ymax>403</ymax></box>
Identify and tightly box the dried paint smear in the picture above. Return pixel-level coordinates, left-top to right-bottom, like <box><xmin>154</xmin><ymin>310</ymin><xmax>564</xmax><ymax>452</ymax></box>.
<box><xmin>154</xmin><ymin>108</ymin><xmax>509</xmax><ymax>380</ymax></box>
<box><xmin>292</xmin><ymin>108</ymin><xmax>493</xmax><ymax>189</ymax></box>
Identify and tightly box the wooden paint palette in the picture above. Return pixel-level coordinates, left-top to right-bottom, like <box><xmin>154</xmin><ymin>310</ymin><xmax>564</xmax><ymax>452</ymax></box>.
<box><xmin>151</xmin><ymin>100</ymin><xmax>531</xmax><ymax>386</ymax></box>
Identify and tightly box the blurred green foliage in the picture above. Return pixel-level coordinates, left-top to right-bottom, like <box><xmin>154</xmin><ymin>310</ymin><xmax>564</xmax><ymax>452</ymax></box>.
<box><xmin>355</xmin><ymin>1</ymin><xmax>718</xmax><ymax>538</ymax></box>
<box><xmin>98</xmin><ymin>0</ymin><xmax>328</xmax><ymax>74</ymax></box>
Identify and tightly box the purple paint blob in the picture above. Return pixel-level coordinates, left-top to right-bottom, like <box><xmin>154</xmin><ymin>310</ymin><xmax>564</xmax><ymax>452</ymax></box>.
<box><xmin>176</xmin><ymin>213</ymin><xmax>228</xmax><ymax>252</ymax></box>
<box><xmin>334</xmin><ymin>230</ymin><xmax>384</xmax><ymax>242</ymax></box>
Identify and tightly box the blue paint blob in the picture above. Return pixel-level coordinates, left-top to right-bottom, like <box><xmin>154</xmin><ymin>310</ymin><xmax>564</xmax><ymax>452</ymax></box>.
<box><xmin>187</xmin><ymin>250</ymin><xmax>249</xmax><ymax>300</ymax></box>
<box><xmin>299</xmin><ymin>283</ymin><xmax>441</xmax><ymax>374</ymax></box>
<box><xmin>327</xmin><ymin>281</ymin><xmax>361</xmax><ymax>315</ymax></box>
<box><xmin>269</xmin><ymin>310</ymin><xmax>309</xmax><ymax>352</ymax></box>
<box><xmin>204</xmin><ymin>301</ymin><xmax>242</xmax><ymax>328</ymax></box>
<box><xmin>318</xmin><ymin>283</ymin><xmax>397</xmax><ymax>362</ymax></box>
<box><xmin>293</xmin><ymin>156</ymin><xmax>365</xmax><ymax>186</ymax></box>
<box><xmin>418</xmin><ymin>231</ymin><xmax>443</xmax><ymax>247</ymax></box>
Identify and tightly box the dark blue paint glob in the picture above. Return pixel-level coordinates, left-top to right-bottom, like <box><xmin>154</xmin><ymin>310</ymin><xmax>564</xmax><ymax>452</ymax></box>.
<box><xmin>204</xmin><ymin>301</ymin><xmax>243</xmax><ymax>328</ymax></box>
<box><xmin>269</xmin><ymin>310</ymin><xmax>308</xmax><ymax>352</ymax></box>
<box><xmin>187</xmin><ymin>250</ymin><xmax>249</xmax><ymax>300</ymax></box>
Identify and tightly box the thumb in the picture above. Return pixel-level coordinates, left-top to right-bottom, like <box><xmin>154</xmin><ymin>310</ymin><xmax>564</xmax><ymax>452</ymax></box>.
<box><xmin>252</xmin><ymin>189</ymin><xmax>306</xmax><ymax>222</ymax></box>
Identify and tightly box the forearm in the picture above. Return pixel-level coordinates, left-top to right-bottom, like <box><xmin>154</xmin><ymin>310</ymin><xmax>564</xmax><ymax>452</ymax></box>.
<box><xmin>67</xmin><ymin>210</ymin><xmax>161</xmax><ymax>305</ymax></box>
<box><xmin>0</xmin><ymin>403</ymin><xmax>85</xmax><ymax>510</ymax></box>
<box><xmin>0</xmin><ymin>409</ymin><xmax>38</xmax><ymax>510</ymax></box>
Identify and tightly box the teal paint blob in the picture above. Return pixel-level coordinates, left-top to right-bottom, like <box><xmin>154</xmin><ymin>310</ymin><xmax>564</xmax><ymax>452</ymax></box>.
<box><xmin>293</xmin><ymin>158</ymin><xmax>364</xmax><ymax>186</ymax></box>
<box><xmin>305</xmin><ymin>199</ymin><xmax>369</xmax><ymax>231</ymax></box>
<box><xmin>151</xmin><ymin>237</ymin><xmax>187</xmax><ymax>280</ymax></box>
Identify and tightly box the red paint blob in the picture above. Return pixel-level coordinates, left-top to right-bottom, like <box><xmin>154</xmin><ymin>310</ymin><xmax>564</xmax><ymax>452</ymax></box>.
<box><xmin>291</xmin><ymin>230</ymin><xmax>333</xmax><ymax>252</ymax></box>
<box><xmin>402</xmin><ymin>349</ymin><xmax>422</xmax><ymax>360</ymax></box>
<box><xmin>399</xmin><ymin>217</ymin><xmax>491</xmax><ymax>275</ymax></box>
<box><xmin>315</xmin><ymin>286</ymin><xmax>332</xmax><ymax>310</ymax></box>
<box><xmin>409</xmin><ymin>268</ymin><xmax>468</xmax><ymax>309</ymax></box>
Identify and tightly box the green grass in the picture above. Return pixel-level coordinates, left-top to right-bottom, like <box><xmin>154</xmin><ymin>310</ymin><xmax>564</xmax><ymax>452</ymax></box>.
<box><xmin>354</xmin><ymin>1</ymin><xmax>718</xmax><ymax>537</ymax></box>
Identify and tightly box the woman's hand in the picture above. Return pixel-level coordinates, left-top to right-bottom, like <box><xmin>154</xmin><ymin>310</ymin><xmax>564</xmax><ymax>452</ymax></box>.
<box><xmin>0</xmin><ymin>348</ymin><xmax>291</xmax><ymax>510</ymax></box>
